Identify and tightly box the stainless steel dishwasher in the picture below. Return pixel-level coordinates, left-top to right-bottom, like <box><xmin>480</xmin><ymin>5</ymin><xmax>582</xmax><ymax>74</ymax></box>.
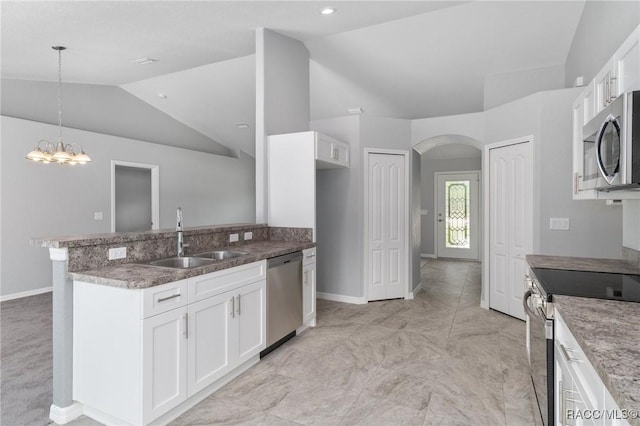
<box><xmin>264</xmin><ymin>251</ymin><xmax>303</xmax><ymax>352</ymax></box>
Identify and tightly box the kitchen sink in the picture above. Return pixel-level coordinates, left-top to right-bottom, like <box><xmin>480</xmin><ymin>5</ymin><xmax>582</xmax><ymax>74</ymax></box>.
<box><xmin>192</xmin><ymin>250</ymin><xmax>248</xmax><ymax>260</ymax></box>
<box><xmin>147</xmin><ymin>256</ymin><xmax>216</xmax><ymax>269</ymax></box>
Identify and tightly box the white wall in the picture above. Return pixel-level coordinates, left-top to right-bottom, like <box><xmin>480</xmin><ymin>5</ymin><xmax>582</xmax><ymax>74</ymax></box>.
<box><xmin>255</xmin><ymin>28</ymin><xmax>310</xmax><ymax>223</ymax></box>
<box><xmin>1</xmin><ymin>116</ymin><xmax>256</xmax><ymax>298</ymax></box>
<box><xmin>412</xmin><ymin>112</ymin><xmax>484</xmax><ymax>146</ymax></box>
<box><xmin>420</xmin><ymin>157</ymin><xmax>482</xmax><ymax>255</ymax></box>
<box><xmin>484</xmin><ymin>64</ymin><xmax>565</xmax><ymax>110</ymax></box>
<box><xmin>623</xmin><ymin>201</ymin><xmax>640</xmax><ymax>251</ymax></box>
<box><xmin>565</xmin><ymin>1</ymin><xmax>640</xmax><ymax>87</ymax></box>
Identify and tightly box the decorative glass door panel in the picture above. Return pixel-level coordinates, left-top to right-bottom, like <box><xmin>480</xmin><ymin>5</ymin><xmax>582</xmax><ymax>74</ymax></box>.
<box><xmin>445</xmin><ymin>181</ymin><xmax>471</xmax><ymax>249</ymax></box>
<box><xmin>436</xmin><ymin>172</ymin><xmax>479</xmax><ymax>260</ymax></box>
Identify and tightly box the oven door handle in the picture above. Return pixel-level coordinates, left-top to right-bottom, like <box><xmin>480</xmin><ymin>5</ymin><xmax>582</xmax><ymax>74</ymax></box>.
<box><xmin>522</xmin><ymin>290</ymin><xmax>544</xmax><ymax>321</ymax></box>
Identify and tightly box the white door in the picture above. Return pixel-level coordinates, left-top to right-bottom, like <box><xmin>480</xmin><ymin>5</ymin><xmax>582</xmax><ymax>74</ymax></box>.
<box><xmin>367</xmin><ymin>153</ymin><xmax>406</xmax><ymax>301</ymax></box>
<box><xmin>436</xmin><ymin>172</ymin><xmax>479</xmax><ymax>260</ymax></box>
<box><xmin>489</xmin><ymin>142</ymin><xmax>532</xmax><ymax>320</ymax></box>
<box><xmin>187</xmin><ymin>292</ymin><xmax>233</xmax><ymax>396</ymax></box>
<box><xmin>235</xmin><ymin>281</ymin><xmax>266</xmax><ymax>364</ymax></box>
<box><xmin>142</xmin><ymin>307</ymin><xmax>187</xmax><ymax>423</ymax></box>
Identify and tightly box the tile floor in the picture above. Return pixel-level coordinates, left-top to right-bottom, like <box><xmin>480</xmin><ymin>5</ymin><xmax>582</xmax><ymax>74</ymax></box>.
<box><xmin>66</xmin><ymin>259</ymin><xmax>539</xmax><ymax>425</ymax></box>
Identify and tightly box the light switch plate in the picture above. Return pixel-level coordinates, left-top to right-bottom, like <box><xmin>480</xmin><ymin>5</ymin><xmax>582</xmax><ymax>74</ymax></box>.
<box><xmin>549</xmin><ymin>218</ymin><xmax>570</xmax><ymax>231</ymax></box>
<box><xmin>94</xmin><ymin>212</ymin><xmax>103</xmax><ymax>221</ymax></box>
<box><xmin>108</xmin><ymin>247</ymin><xmax>127</xmax><ymax>260</ymax></box>
<box><xmin>244</xmin><ymin>232</ymin><xmax>253</xmax><ymax>241</ymax></box>
<box><xmin>229</xmin><ymin>233</ymin><xmax>239</xmax><ymax>243</ymax></box>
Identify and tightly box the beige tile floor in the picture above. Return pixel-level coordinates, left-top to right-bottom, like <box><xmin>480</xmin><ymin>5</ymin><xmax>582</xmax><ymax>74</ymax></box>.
<box><xmin>69</xmin><ymin>259</ymin><xmax>539</xmax><ymax>425</ymax></box>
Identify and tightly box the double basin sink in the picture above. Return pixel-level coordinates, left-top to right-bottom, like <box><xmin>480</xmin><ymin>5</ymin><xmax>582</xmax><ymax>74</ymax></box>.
<box><xmin>145</xmin><ymin>250</ymin><xmax>248</xmax><ymax>269</ymax></box>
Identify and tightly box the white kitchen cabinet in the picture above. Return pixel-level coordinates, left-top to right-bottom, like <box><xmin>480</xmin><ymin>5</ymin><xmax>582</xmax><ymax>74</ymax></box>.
<box><xmin>268</xmin><ymin>131</ymin><xmax>350</xmax><ymax>241</ymax></box>
<box><xmin>143</xmin><ymin>306</ymin><xmax>188</xmax><ymax>423</ymax></box>
<box><xmin>187</xmin><ymin>291</ymin><xmax>232</xmax><ymax>395</ymax></box>
<box><xmin>302</xmin><ymin>248</ymin><xmax>317</xmax><ymax>327</ymax></box>
<box><xmin>73</xmin><ymin>260</ymin><xmax>266</xmax><ymax>426</ymax></box>
<box><xmin>555</xmin><ymin>310</ymin><xmax>629</xmax><ymax>426</ymax></box>
<box><xmin>595</xmin><ymin>58</ymin><xmax>616</xmax><ymax>115</ymax></box>
<box><xmin>613</xmin><ymin>26</ymin><xmax>640</xmax><ymax>97</ymax></box>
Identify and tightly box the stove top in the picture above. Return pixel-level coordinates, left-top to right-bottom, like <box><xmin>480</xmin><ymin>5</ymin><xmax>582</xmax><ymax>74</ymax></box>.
<box><xmin>531</xmin><ymin>268</ymin><xmax>640</xmax><ymax>303</ymax></box>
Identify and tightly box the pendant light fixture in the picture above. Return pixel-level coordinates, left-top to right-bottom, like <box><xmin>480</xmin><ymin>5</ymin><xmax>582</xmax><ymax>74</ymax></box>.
<box><xmin>25</xmin><ymin>46</ymin><xmax>91</xmax><ymax>165</ymax></box>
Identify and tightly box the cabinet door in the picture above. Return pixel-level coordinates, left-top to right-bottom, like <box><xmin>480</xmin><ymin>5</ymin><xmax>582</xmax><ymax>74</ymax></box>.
<box><xmin>187</xmin><ymin>292</ymin><xmax>234</xmax><ymax>396</ymax></box>
<box><xmin>142</xmin><ymin>307</ymin><xmax>188</xmax><ymax>423</ymax></box>
<box><xmin>235</xmin><ymin>280</ymin><xmax>266</xmax><ymax>364</ymax></box>
<box><xmin>595</xmin><ymin>59</ymin><xmax>616</xmax><ymax>113</ymax></box>
<box><xmin>614</xmin><ymin>27</ymin><xmax>640</xmax><ymax>95</ymax></box>
<box><xmin>302</xmin><ymin>263</ymin><xmax>316</xmax><ymax>325</ymax></box>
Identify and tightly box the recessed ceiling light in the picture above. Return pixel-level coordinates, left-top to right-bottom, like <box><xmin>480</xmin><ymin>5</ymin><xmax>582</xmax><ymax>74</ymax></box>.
<box><xmin>131</xmin><ymin>57</ymin><xmax>158</xmax><ymax>65</ymax></box>
<box><xmin>321</xmin><ymin>7</ymin><xmax>336</xmax><ymax>15</ymax></box>
<box><xmin>235</xmin><ymin>122</ymin><xmax>250</xmax><ymax>129</ymax></box>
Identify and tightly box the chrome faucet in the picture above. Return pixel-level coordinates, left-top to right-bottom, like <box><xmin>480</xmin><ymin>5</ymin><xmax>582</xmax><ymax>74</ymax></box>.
<box><xmin>176</xmin><ymin>207</ymin><xmax>189</xmax><ymax>257</ymax></box>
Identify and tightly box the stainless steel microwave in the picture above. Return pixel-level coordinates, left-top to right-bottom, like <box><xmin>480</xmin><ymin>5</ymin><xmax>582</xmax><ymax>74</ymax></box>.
<box><xmin>582</xmin><ymin>90</ymin><xmax>640</xmax><ymax>191</ymax></box>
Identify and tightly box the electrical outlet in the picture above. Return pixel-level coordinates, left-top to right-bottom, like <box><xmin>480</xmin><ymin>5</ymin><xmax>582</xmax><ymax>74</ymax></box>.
<box><xmin>244</xmin><ymin>232</ymin><xmax>253</xmax><ymax>241</ymax></box>
<box><xmin>94</xmin><ymin>212</ymin><xmax>103</xmax><ymax>221</ymax></box>
<box><xmin>229</xmin><ymin>233</ymin><xmax>239</xmax><ymax>243</ymax></box>
<box><xmin>549</xmin><ymin>218</ymin><xmax>570</xmax><ymax>231</ymax></box>
<box><xmin>108</xmin><ymin>247</ymin><xmax>127</xmax><ymax>260</ymax></box>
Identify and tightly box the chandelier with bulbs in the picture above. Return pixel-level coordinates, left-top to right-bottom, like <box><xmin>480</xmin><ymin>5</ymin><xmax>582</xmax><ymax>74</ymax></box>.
<box><xmin>25</xmin><ymin>46</ymin><xmax>91</xmax><ymax>165</ymax></box>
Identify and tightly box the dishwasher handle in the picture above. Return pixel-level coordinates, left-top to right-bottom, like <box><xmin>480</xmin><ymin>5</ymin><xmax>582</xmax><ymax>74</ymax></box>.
<box><xmin>268</xmin><ymin>251</ymin><xmax>303</xmax><ymax>268</ymax></box>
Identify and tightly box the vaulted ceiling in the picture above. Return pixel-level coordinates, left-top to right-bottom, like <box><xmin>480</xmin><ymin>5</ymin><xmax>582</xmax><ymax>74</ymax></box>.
<box><xmin>1</xmin><ymin>1</ymin><xmax>586</xmax><ymax>157</ymax></box>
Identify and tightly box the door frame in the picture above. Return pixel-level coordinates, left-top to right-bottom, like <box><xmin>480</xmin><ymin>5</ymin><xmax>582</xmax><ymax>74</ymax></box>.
<box><xmin>434</xmin><ymin>170</ymin><xmax>481</xmax><ymax>260</ymax></box>
<box><xmin>111</xmin><ymin>160</ymin><xmax>160</xmax><ymax>232</ymax></box>
<box><xmin>363</xmin><ymin>148</ymin><xmax>411</xmax><ymax>302</ymax></box>
<box><xmin>482</xmin><ymin>136</ymin><xmax>535</xmax><ymax>310</ymax></box>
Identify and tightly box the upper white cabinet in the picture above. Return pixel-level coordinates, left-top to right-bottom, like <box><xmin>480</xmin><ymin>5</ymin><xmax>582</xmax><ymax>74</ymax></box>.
<box><xmin>572</xmin><ymin>25</ymin><xmax>640</xmax><ymax>200</ymax></box>
<box><xmin>268</xmin><ymin>131</ymin><xmax>350</xmax><ymax>241</ymax></box>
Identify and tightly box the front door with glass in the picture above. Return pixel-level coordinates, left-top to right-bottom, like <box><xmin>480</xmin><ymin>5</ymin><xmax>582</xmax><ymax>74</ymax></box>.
<box><xmin>435</xmin><ymin>172</ymin><xmax>479</xmax><ymax>260</ymax></box>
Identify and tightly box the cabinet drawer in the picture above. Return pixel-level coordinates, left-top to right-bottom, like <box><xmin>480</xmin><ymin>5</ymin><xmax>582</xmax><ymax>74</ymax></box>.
<box><xmin>302</xmin><ymin>247</ymin><xmax>316</xmax><ymax>266</ymax></box>
<box><xmin>188</xmin><ymin>260</ymin><xmax>266</xmax><ymax>303</ymax></box>
<box><xmin>142</xmin><ymin>280</ymin><xmax>188</xmax><ymax>319</ymax></box>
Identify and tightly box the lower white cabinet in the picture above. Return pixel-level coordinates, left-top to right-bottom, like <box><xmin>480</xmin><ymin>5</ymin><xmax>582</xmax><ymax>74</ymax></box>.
<box><xmin>74</xmin><ymin>261</ymin><xmax>266</xmax><ymax>426</ymax></box>
<box><xmin>555</xmin><ymin>310</ymin><xmax>627</xmax><ymax>426</ymax></box>
<box><xmin>302</xmin><ymin>248</ymin><xmax>317</xmax><ymax>327</ymax></box>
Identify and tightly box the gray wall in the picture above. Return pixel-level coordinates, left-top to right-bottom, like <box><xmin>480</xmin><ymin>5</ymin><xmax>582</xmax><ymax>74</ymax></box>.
<box><xmin>312</xmin><ymin>115</ymin><xmax>413</xmax><ymax>298</ymax></box>
<box><xmin>1</xmin><ymin>79</ymin><xmax>232</xmax><ymax>157</ymax></box>
<box><xmin>538</xmin><ymin>89</ymin><xmax>623</xmax><ymax>258</ymax></box>
<box><xmin>312</xmin><ymin>116</ymin><xmax>362</xmax><ymax>298</ymax></box>
<box><xmin>255</xmin><ymin>28</ymin><xmax>310</xmax><ymax>223</ymax></box>
<box><xmin>484</xmin><ymin>88</ymin><xmax>623</xmax><ymax>259</ymax></box>
<box><xmin>1</xmin><ymin>116</ymin><xmax>256</xmax><ymax>298</ymax></box>
<box><xmin>484</xmin><ymin>64</ymin><xmax>565</xmax><ymax>110</ymax></box>
<box><xmin>420</xmin><ymin>156</ymin><xmax>482</xmax><ymax>256</ymax></box>
<box><xmin>565</xmin><ymin>1</ymin><xmax>640</xmax><ymax>87</ymax></box>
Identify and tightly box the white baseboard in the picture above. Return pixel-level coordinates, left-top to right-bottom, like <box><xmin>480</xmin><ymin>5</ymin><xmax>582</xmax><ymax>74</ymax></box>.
<box><xmin>317</xmin><ymin>292</ymin><xmax>367</xmax><ymax>305</ymax></box>
<box><xmin>1</xmin><ymin>286</ymin><xmax>52</xmax><ymax>302</ymax></box>
<box><xmin>408</xmin><ymin>282</ymin><xmax>423</xmax><ymax>300</ymax></box>
<box><xmin>49</xmin><ymin>402</ymin><xmax>84</xmax><ymax>424</ymax></box>
<box><xmin>420</xmin><ymin>253</ymin><xmax>436</xmax><ymax>258</ymax></box>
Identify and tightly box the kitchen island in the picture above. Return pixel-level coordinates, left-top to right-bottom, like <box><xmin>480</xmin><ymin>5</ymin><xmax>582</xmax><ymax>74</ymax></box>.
<box><xmin>33</xmin><ymin>223</ymin><xmax>315</xmax><ymax>425</ymax></box>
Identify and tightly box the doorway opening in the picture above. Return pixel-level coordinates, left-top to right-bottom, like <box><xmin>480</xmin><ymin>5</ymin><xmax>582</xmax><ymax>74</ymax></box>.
<box><xmin>110</xmin><ymin>161</ymin><xmax>159</xmax><ymax>232</ymax></box>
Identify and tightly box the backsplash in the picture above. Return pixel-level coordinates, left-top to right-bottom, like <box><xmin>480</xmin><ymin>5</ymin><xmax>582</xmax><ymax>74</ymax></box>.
<box><xmin>623</xmin><ymin>247</ymin><xmax>640</xmax><ymax>268</ymax></box>
<box><xmin>34</xmin><ymin>224</ymin><xmax>312</xmax><ymax>272</ymax></box>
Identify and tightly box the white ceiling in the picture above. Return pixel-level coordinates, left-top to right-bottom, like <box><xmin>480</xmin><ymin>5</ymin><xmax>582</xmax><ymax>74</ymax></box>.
<box><xmin>1</xmin><ymin>1</ymin><xmax>586</xmax><ymax>156</ymax></box>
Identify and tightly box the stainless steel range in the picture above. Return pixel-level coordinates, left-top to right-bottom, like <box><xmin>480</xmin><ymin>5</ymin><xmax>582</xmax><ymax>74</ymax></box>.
<box><xmin>523</xmin><ymin>268</ymin><xmax>640</xmax><ymax>426</ymax></box>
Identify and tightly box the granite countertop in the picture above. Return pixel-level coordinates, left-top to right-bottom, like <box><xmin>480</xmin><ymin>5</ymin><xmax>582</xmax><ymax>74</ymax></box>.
<box><xmin>70</xmin><ymin>240</ymin><xmax>315</xmax><ymax>289</ymax></box>
<box><xmin>526</xmin><ymin>254</ymin><xmax>640</xmax><ymax>274</ymax></box>
<box><xmin>554</xmin><ymin>296</ymin><xmax>640</xmax><ymax>425</ymax></box>
<box><xmin>33</xmin><ymin>223</ymin><xmax>266</xmax><ymax>248</ymax></box>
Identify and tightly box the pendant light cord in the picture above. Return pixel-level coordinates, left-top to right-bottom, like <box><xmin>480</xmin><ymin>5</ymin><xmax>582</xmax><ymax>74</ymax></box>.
<box><xmin>57</xmin><ymin>47</ymin><xmax>63</xmax><ymax>142</ymax></box>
